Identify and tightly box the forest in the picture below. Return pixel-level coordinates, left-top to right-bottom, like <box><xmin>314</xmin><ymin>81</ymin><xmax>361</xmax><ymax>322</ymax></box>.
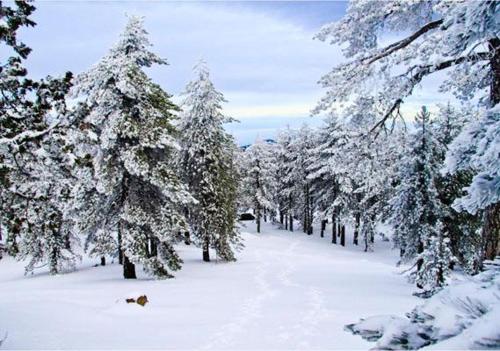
<box><xmin>0</xmin><ymin>0</ymin><xmax>499</xmax><ymax>349</ymax></box>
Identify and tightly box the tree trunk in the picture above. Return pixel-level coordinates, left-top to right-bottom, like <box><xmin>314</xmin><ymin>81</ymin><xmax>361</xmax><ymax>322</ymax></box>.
<box><xmin>353</xmin><ymin>212</ymin><xmax>360</xmax><ymax>245</ymax></box>
<box><xmin>490</xmin><ymin>38</ymin><xmax>500</xmax><ymax>105</ymax></box>
<box><xmin>65</xmin><ymin>234</ymin><xmax>71</xmax><ymax>250</ymax></box>
<box><xmin>203</xmin><ymin>237</ymin><xmax>210</xmax><ymax>262</ymax></box>
<box><xmin>307</xmin><ymin>204</ymin><xmax>314</xmax><ymax>235</ymax></box>
<box><xmin>416</xmin><ymin>240</ymin><xmax>424</xmax><ymax>289</ymax></box>
<box><xmin>285</xmin><ymin>211</ymin><xmax>288</xmax><ymax>230</ymax></box>
<box><xmin>303</xmin><ymin>209</ymin><xmax>307</xmax><ymax>234</ymax></box>
<box><xmin>483</xmin><ymin>202</ymin><xmax>500</xmax><ymax>260</ymax></box>
<box><xmin>340</xmin><ymin>225</ymin><xmax>345</xmax><ymax>246</ymax></box>
<box><xmin>437</xmin><ymin>265</ymin><xmax>444</xmax><ymax>287</ymax></box>
<box><xmin>100</xmin><ymin>256</ymin><xmax>106</xmax><ymax>266</ymax></box>
<box><xmin>117</xmin><ymin>225</ymin><xmax>123</xmax><ymax>265</ymax></box>
<box><xmin>289</xmin><ymin>214</ymin><xmax>293</xmax><ymax>232</ymax></box>
<box><xmin>481</xmin><ymin>39</ymin><xmax>500</xmax><ymax>261</ymax></box>
<box><xmin>320</xmin><ymin>219</ymin><xmax>327</xmax><ymax>238</ymax></box>
<box><xmin>123</xmin><ymin>255</ymin><xmax>136</xmax><ymax>279</ymax></box>
<box><xmin>280</xmin><ymin>211</ymin><xmax>284</xmax><ymax>225</ymax></box>
<box><xmin>332</xmin><ymin>212</ymin><xmax>337</xmax><ymax>244</ymax></box>
<box><xmin>256</xmin><ymin>204</ymin><xmax>261</xmax><ymax>234</ymax></box>
<box><xmin>150</xmin><ymin>238</ymin><xmax>158</xmax><ymax>257</ymax></box>
<box><xmin>184</xmin><ymin>231</ymin><xmax>191</xmax><ymax>245</ymax></box>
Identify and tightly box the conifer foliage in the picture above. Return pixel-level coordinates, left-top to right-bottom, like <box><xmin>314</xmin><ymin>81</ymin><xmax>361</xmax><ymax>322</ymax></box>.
<box><xmin>0</xmin><ymin>0</ymin><xmax>75</xmax><ymax>274</ymax></box>
<box><xmin>315</xmin><ymin>0</ymin><xmax>500</xmax><ymax>265</ymax></box>
<box><xmin>242</xmin><ymin>138</ymin><xmax>276</xmax><ymax>234</ymax></box>
<box><xmin>179</xmin><ymin>62</ymin><xmax>242</xmax><ymax>262</ymax></box>
<box><xmin>390</xmin><ymin>107</ymin><xmax>452</xmax><ymax>291</ymax></box>
<box><xmin>71</xmin><ymin>16</ymin><xmax>192</xmax><ymax>279</ymax></box>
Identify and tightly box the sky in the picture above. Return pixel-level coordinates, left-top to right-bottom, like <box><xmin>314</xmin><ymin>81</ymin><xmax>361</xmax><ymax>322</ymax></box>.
<box><xmin>12</xmin><ymin>0</ymin><xmax>449</xmax><ymax>145</ymax></box>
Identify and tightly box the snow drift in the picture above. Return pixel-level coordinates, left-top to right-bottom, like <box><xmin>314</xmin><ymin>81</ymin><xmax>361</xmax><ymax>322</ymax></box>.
<box><xmin>345</xmin><ymin>258</ymin><xmax>500</xmax><ymax>350</ymax></box>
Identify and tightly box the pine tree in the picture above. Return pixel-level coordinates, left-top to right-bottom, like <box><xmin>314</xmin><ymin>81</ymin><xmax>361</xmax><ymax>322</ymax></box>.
<box><xmin>0</xmin><ymin>0</ymin><xmax>75</xmax><ymax>274</ymax></box>
<box><xmin>293</xmin><ymin>125</ymin><xmax>316</xmax><ymax>235</ymax></box>
<box><xmin>391</xmin><ymin>107</ymin><xmax>451</xmax><ymax>291</ymax></box>
<box><xmin>18</xmin><ymin>121</ymin><xmax>82</xmax><ymax>275</ymax></box>
<box><xmin>243</xmin><ymin>138</ymin><xmax>276</xmax><ymax>233</ymax></box>
<box><xmin>71</xmin><ymin>16</ymin><xmax>191</xmax><ymax>279</ymax></box>
<box><xmin>416</xmin><ymin>224</ymin><xmax>454</xmax><ymax>292</ymax></box>
<box><xmin>308</xmin><ymin>115</ymin><xmax>343</xmax><ymax>243</ymax></box>
<box><xmin>275</xmin><ymin>128</ymin><xmax>296</xmax><ymax>231</ymax></box>
<box><xmin>433</xmin><ymin>104</ymin><xmax>482</xmax><ymax>273</ymax></box>
<box><xmin>444</xmin><ymin>103</ymin><xmax>500</xmax><ymax>263</ymax></box>
<box><xmin>179</xmin><ymin>61</ymin><xmax>242</xmax><ymax>262</ymax></box>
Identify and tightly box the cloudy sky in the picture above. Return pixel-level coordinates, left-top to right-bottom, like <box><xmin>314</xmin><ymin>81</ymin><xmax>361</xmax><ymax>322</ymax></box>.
<box><xmin>18</xmin><ymin>0</ymin><xmax>448</xmax><ymax>145</ymax></box>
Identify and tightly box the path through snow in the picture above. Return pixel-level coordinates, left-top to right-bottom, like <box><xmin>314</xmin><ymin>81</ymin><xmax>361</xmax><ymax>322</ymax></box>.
<box><xmin>0</xmin><ymin>222</ymin><xmax>417</xmax><ymax>349</ymax></box>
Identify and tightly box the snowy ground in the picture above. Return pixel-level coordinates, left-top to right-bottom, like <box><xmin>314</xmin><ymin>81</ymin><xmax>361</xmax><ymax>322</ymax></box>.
<box><xmin>0</xmin><ymin>222</ymin><xmax>417</xmax><ymax>349</ymax></box>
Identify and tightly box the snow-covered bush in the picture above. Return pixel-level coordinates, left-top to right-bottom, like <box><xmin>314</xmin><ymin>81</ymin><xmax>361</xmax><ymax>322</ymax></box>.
<box><xmin>345</xmin><ymin>258</ymin><xmax>500</xmax><ymax>350</ymax></box>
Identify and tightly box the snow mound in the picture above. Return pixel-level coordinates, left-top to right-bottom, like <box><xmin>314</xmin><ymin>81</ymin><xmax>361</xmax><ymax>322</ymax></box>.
<box><xmin>345</xmin><ymin>258</ymin><xmax>500</xmax><ymax>350</ymax></box>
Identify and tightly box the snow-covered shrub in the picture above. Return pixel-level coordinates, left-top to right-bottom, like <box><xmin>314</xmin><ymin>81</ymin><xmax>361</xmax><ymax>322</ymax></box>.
<box><xmin>345</xmin><ymin>258</ymin><xmax>500</xmax><ymax>350</ymax></box>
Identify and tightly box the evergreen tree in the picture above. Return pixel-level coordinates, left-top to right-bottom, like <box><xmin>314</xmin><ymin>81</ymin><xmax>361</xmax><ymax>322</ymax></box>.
<box><xmin>0</xmin><ymin>0</ymin><xmax>75</xmax><ymax>274</ymax></box>
<box><xmin>179</xmin><ymin>61</ymin><xmax>242</xmax><ymax>262</ymax></box>
<box><xmin>71</xmin><ymin>16</ymin><xmax>191</xmax><ymax>279</ymax></box>
<box><xmin>292</xmin><ymin>124</ymin><xmax>316</xmax><ymax>235</ymax></box>
<box><xmin>416</xmin><ymin>225</ymin><xmax>454</xmax><ymax>292</ymax></box>
<box><xmin>433</xmin><ymin>104</ymin><xmax>482</xmax><ymax>273</ymax></box>
<box><xmin>308</xmin><ymin>115</ymin><xmax>344</xmax><ymax>243</ymax></box>
<box><xmin>444</xmin><ymin>104</ymin><xmax>500</xmax><ymax>263</ymax></box>
<box><xmin>16</xmin><ymin>122</ymin><xmax>81</xmax><ymax>275</ymax></box>
<box><xmin>275</xmin><ymin>128</ymin><xmax>296</xmax><ymax>231</ymax></box>
<box><xmin>243</xmin><ymin>138</ymin><xmax>276</xmax><ymax>233</ymax></box>
<box><xmin>390</xmin><ymin>107</ymin><xmax>451</xmax><ymax>291</ymax></box>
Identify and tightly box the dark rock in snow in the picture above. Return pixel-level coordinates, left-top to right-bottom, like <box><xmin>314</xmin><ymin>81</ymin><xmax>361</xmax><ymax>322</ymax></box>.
<box><xmin>239</xmin><ymin>213</ymin><xmax>256</xmax><ymax>221</ymax></box>
<box><xmin>126</xmin><ymin>295</ymin><xmax>149</xmax><ymax>307</ymax></box>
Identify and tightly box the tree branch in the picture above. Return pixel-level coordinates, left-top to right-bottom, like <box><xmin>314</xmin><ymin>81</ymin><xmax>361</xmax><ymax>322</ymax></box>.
<box><xmin>364</xmin><ymin>19</ymin><xmax>443</xmax><ymax>65</ymax></box>
<box><xmin>0</xmin><ymin>121</ymin><xmax>60</xmax><ymax>146</ymax></box>
<box><xmin>371</xmin><ymin>51</ymin><xmax>490</xmax><ymax>132</ymax></box>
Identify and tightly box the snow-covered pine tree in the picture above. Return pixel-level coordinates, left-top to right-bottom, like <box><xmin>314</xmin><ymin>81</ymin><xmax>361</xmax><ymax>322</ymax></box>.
<box><xmin>16</xmin><ymin>120</ymin><xmax>81</xmax><ymax>275</ymax></box>
<box><xmin>0</xmin><ymin>0</ymin><xmax>76</xmax><ymax>274</ymax></box>
<box><xmin>433</xmin><ymin>104</ymin><xmax>482</xmax><ymax>273</ymax></box>
<box><xmin>390</xmin><ymin>107</ymin><xmax>452</xmax><ymax>291</ymax></box>
<box><xmin>416</xmin><ymin>224</ymin><xmax>455</xmax><ymax>292</ymax></box>
<box><xmin>71</xmin><ymin>16</ymin><xmax>192</xmax><ymax>279</ymax></box>
<box><xmin>309</xmin><ymin>115</ymin><xmax>336</xmax><ymax>238</ymax></box>
<box><xmin>68</xmin><ymin>107</ymin><xmax>119</xmax><ymax>266</ymax></box>
<box><xmin>342</xmin><ymin>99</ymin><xmax>406</xmax><ymax>252</ymax></box>
<box><xmin>243</xmin><ymin>137</ymin><xmax>276</xmax><ymax>233</ymax></box>
<box><xmin>179</xmin><ymin>61</ymin><xmax>241</xmax><ymax>262</ymax></box>
<box><xmin>292</xmin><ymin>124</ymin><xmax>316</xmax><ymax>235</ymax></box>
<box><xmin>308</xmin><ymin>114</ymin><xmax>344</xmax><ymax>243</ymax></box>
<box><xmin>444</xmin><ymin>104</ymin><xmax>500</xmax><ymax>263</ymax></box>
<box><xmin>275</xmin><ymin>128</ymin><xmax>296</xmax><ymax>231</ymax></box>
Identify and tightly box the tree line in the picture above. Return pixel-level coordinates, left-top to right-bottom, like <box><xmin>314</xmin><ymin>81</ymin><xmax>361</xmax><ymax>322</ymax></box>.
<box><xmin>240</xmin><ymin>0</ymin><xmax>499</xmax><ymax>295</ymax></box>
<box><xmin>1</xmin><ymin>0</ymin><xmax>498</xmax><ymax>296</ymax></box>
<box><xmin>239</xmin><ymin>103</ymin><xmax>481</xmax><ymax>293</ymax></box>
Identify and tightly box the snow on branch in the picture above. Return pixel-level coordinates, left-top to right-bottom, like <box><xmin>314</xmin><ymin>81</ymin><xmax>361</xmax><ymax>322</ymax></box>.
<box><xmin>0</xmin><ymin>121</ymin><xmax>61</xmax><ymax>146</ymax></box>
<box><xmin>371</xmin><ymin>51</ymin><xmax>490</xmax><ymax>132</ymax></box>
<box><xmin>364</xmin><ymin>19</ymin><xmax>444</xmax><ymax>65</ymax></box>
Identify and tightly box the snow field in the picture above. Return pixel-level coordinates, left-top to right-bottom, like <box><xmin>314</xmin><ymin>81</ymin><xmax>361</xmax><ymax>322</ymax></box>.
<box><xmin>0</xmin><ymin>222</ymin><xmax>416</xmax><ymax>349</ymax></box>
